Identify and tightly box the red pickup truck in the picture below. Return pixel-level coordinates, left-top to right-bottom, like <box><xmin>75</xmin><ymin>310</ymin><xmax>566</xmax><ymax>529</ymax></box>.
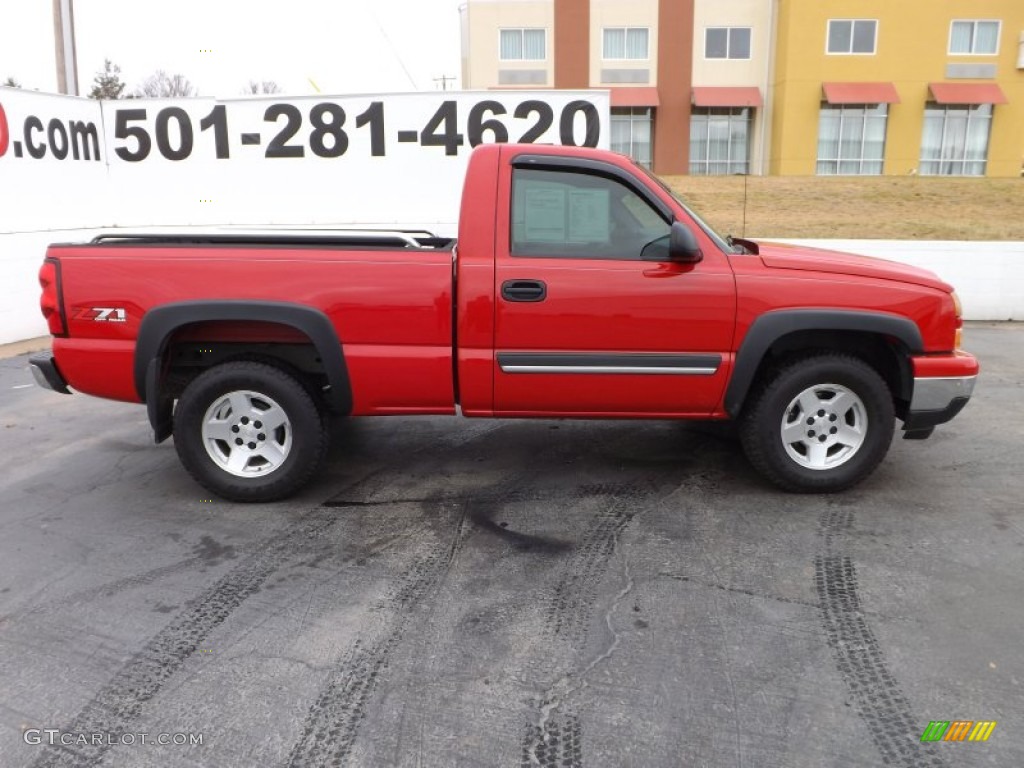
<box><xmin>31</xmin><ymin>143</ymin><xmax>978</xmax><ymax>501</ymax></box>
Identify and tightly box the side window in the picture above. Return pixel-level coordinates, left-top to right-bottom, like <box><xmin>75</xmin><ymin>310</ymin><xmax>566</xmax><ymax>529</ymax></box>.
<box><xmin>511</xmin><ymin>168</ymin><xmax>671</xmax><ymax>260</ymax></box>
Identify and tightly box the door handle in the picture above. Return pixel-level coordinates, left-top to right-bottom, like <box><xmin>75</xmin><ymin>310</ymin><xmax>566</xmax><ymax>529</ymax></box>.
<box><xmin>643</xmin><ymin>263</ymin><xmax>687</xmax><ymax>278</ymax></box>
<box><xmin>501</xmin><ymin>279</ymin><xmax>547</xmax><ymax>302</ymax></box>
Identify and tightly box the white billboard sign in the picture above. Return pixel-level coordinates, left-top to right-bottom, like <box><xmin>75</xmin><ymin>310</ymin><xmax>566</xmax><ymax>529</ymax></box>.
<box><xmin>98</xmin><ymin>91</ymin><xmax>609</xmax><ymax>230</ymax></box>
<box><xmin>1</xmin><ymin>89</ymin><xmax>609</xmax><ymax>234</ymax></box>
<box><xmin>0</xmin><ymin>88</ymin><xmax>109</xmax><ymax>232</ymax></box>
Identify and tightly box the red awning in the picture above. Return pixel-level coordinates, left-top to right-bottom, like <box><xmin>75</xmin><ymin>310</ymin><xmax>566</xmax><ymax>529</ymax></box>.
<box><xmin>610</xmin><ymin>87</ymin><xmax>660</xmax><ymax>108</ymax></box>
<box><xmin>691</xmin><ymin>86</ymin><xmax>763</xmax><ymax>108</ymax></box>
<box><xmin>822</xmin><ymin>82</ymin><xmax>900</xmax><ymax>104</ymax></box>
<box><xmin>929</xmin><ymin>82</ymin><xmax>1008</xmax><ymax>105</ymax></box>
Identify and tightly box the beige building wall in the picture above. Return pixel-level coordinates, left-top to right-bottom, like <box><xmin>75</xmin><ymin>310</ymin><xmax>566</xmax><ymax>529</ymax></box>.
<box><xmin>693</xmin><ymin>0</ymin><xmax>775</xmax><ymax>174</ymax></box>
<box><xmin>692</xmin><ymin>0</ymin><xmax>772</xmax><ymax>87</ymax></box>
<box><xmin>462</xmin><ymin>0</ymin><xmax>555</xmax><ymax>89</ymax></box>
<box><xmin>588</xmin><ymin>0</ymin><xmax>660</xmax><ymax>87</ymax></box>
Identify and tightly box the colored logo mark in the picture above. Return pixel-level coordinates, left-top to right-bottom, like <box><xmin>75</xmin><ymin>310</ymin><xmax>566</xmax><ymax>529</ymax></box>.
<box><xmin>0</xmin><ymin>102</ymin><xmax>9</xmax><ymax>157</ymax></box>
<box><xmin>921</xmin><ymin>720</ymin><xmax>997</xmax><ymax>742</ymax></box>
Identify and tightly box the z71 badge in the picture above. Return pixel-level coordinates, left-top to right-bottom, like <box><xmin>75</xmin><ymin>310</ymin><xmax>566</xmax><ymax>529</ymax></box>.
<box><xmin>75</xmin><ymin>307</ymin><xmax>127</xmax><ymax>322</ymax></box>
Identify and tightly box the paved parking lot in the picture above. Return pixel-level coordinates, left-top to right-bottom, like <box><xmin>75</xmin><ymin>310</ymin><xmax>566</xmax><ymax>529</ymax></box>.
<box><xmin>0</xmin><ymin>323</ymin><xmax>1021</xmax><ymax>768</ymax></box>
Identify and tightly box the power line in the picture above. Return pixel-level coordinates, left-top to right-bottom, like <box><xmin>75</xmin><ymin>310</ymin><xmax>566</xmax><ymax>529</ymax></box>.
<box><xmin>434</xmin><ymin>75</ymin><xmax>456</xmax><ymax>91</ymax></box>
<box><xmin>368</xmin><ymin>8</ymin><xmax>418</xmax><ymax>90</ymax></box>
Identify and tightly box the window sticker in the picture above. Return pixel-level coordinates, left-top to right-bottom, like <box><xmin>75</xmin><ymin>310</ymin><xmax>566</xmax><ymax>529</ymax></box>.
<box><xmin>568</xmin><ymin>188</ymin><xmax>609</xmax><ymax>242</ymax></box>
<box><xmin>522</xmin><ymin>185</ymin><xmax>567</xmax><ymax>242</ymax></box>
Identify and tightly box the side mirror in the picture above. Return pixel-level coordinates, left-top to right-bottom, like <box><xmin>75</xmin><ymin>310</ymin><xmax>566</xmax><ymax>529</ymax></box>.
<box><xmin>669</xmin><ymin>221</ymin><xmax>703</xmax><ymax>263</ymax></box>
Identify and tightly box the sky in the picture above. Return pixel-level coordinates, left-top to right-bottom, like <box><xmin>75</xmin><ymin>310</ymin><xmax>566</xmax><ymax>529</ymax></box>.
<box><xmin>0</xmin><ymin>0</ymin><xmax>466</xmax><ymax>96</ymax></box>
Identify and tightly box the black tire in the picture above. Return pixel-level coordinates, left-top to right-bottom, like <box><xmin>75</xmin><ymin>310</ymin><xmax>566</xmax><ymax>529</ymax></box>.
<box><xmin>739</xmin><ymin>353</ymin><xmax>895</xmax><ymax>493</ymax></box>
<box><xmin>173</xmin><ymin>361</ymin><xmax>328</xmax><ymax>502</ymax></box>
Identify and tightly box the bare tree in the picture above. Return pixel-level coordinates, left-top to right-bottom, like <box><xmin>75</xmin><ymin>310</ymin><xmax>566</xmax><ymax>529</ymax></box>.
<box><xmin>136</xmin><ymin>70</ymin><xmax>195</xmax><ymax>98</ymax></box>
<box><xmin>243</xmin><ymin>80</ymin><xmax>282</xmax><ymax>95</ymax></box>
<box><xmin>89</xmin><ymin>59</ymin><xmax>126</xmax><ymax>100</ymax></box>
<box><xmin>3</xmin><ymin>77</ymin><xmax>21</xmax><ymax>88</ymax></box>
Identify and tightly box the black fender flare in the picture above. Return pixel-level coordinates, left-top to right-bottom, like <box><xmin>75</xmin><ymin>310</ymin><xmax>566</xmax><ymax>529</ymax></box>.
<box><xmin>135</xmin><ymin>301</ymin><xmax>352</xmax><ymax>440</ymax></box>
<box><xmin>724</xmin><ymin>309</ymin><xmax>923</xmax><ymax>417</ymax></box>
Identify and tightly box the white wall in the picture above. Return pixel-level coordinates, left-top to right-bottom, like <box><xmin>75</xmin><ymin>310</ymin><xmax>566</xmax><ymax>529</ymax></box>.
<box><xmin>0</xmin><ymin>230</ymin><xmax>92</xmax><ymax>344</ymax></box>
<box><xmin>775</xmin><ymin>240</ymin><xmax>1024</xmax><ymax>322</ymax></box>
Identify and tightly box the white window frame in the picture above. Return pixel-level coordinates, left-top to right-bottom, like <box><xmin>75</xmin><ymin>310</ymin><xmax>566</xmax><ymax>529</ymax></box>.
<box><xmin>601</xmin><ymin>27</ymin><xmax>650</xmax><ymax>61</ymax></box>
<box><xmin>948</xmin><ymin>20</ymin><xmax>1001</xmax><ymax>56</ymax></box>
<box><xmin>610</xmin><ymin>107</ymin><xmax>654</xmax><ymax>169</ymax></box>
<box><xmin>689</xmin><ymin>107</ymin><xmax>753</xmax><ymax>176</ymax></box>
<box><xmin>816</xmin><ymin>104</ymin><xmax>889</xmax><ymax>176</ymax></box>
<box><xmin>703</xmin><ymin>27</ymin><xmax>753</xmax><ymax>60</ymax></box>
<box><xmin>826</xmin><ymin>19</ymin><xmax>878</xmax><ymax>56</ymax></box>
<box><xmin>498</xmin><ymin>28</ymin><xmax>547</xmax><ymax>62</ymax></box>
<box><xmin>919</xmin><ymin>104</ymin><xmax>993</xmax><ymax>177</ymax></box>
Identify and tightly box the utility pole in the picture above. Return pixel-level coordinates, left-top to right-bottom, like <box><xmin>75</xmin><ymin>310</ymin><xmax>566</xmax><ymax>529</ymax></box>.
<box><xmin>433</xmin><ymin>75</ymin><xmax>456</xmax><ymax>91</ymax></box>
<box><xmin>53</xmin><ymin>0</ymin><xmax>79</xmax><ymax>95</ymax></box>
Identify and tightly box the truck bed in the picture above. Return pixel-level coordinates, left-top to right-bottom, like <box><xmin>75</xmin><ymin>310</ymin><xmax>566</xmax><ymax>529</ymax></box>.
<box><xmin>47</xmin><ymin>230</ymin><xmax>458</xmax><ymax>415</ymax></box>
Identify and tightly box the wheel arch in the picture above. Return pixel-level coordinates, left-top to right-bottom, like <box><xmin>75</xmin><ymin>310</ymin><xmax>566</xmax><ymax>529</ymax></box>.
<box><xmin>725</xmin><ymin>309</ymin><xmax>923</xmax><ymax>418</ymax></box>
<box><xmin>135</xmin><ymin>301</ymin><xmax>352</xmax><ymax>442</ymax></box>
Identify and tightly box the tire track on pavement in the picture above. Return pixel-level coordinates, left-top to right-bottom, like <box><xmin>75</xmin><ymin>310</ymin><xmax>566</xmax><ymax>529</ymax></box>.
<box><xmin>29</xmin><ymin>506</ymin><xmax>341</xmax><ymax>768</ymax></box>
<box><xmin>521</xmin><ymin>480</ymin><xmax>672</xmax><ymax>768</ymax></box>
<box><xmin>520</xmin><ymin>714</ymin><xmax>583</xmax><ymax>768</ymax></box>
<box><xmin>0</xmin><ymin>555</ymin><xmax>206</xmax><ymax>626</ymax></box>
<box><xmin>816</xmin><ymin>501</ymin><xmax>947</xmax><ymax>768</ymax></box>
<box><xmin>284</xmin><ymin>430</ymin><xmax>577</xmax><ymax>767</ymax></box>
<box><xmin>543</xmin><ymin>490</ymin><xmax>639</xmax><ymax>645</ymax></box>
<box><xmin>285</xmin><ymin>501</ymin><xmax>469</xmax><ymax>768</ymax></box>
<box><xmin>28</xmin><ymin>420</ymin><xmax>511</xmax><ymax>768</ymax></box>
<box><xmin>520</xmin><ymin>464</ymin><xmax>716</xmax><ymax>768</ymax></box>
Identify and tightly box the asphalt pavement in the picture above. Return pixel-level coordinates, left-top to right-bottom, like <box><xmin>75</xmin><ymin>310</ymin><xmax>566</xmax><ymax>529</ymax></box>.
<box><xmin>0</xmin><ymin>323</ymin><xmax>1021</xmax><ymax>768</ymax></box>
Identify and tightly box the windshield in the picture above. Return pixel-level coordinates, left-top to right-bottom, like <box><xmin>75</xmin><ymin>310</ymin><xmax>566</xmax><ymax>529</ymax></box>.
<box><xmin>633</xmin><ymin>162</ymin><xmax>740</xmax><ymax>254</ymax></box>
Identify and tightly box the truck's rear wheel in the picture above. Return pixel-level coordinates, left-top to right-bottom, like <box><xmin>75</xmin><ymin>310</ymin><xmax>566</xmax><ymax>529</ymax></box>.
<box><xmin>740</xmin><ymin>354</ymin><xmax>895</xmax><ymax>493</ymax></box>
<box><xmin>173</xmin><ymin>361</ymin><xmax>328</xmax><ymax>502</ymax></box>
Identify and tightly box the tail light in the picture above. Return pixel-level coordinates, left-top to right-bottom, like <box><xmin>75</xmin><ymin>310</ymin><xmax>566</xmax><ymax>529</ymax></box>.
<box><xmin>39</xmin><ymin>258</ymin><xmax>67</xmax><ymax>337</ymax></box>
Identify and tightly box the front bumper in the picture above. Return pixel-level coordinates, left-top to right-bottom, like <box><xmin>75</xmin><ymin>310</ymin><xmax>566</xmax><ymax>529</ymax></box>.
<box><xmin>29</xmin><ymin>354</ymin><xmax>72</xmax><ymax>395</ymax></box>
<box><xmin>903</xmin><ymin>351</ymin><xmax>978</xmax><ymax>431</ymax></box>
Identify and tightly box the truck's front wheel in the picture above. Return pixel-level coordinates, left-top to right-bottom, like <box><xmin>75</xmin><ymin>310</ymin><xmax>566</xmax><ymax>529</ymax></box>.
<box><xmin>740</xmin><ymin>354</ymin><xmax>895</xmax><ymax>492</ymax></box>
<box><xmin>173</xmin><ymin>361</ymin><xmax>328</xmax><ymax>502</ymax></box>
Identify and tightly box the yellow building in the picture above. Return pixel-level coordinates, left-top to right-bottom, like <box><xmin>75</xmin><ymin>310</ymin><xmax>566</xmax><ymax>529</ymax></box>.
<box><xmin>771</xmin><ymin>0</ymin><xmax>1024</xmax><ymax>177</ymax></box>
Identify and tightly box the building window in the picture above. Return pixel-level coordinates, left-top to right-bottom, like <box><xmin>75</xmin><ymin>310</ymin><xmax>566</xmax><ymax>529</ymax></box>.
<box><xmin>500</xmin><ymin>28</ymin><xmax>546</xmax><ymax>61</ymax></box>
<box><xmin>610</xmin><ymin>108</ymin><xmax>653</xmax><ymax>168</ymax></box>
<box><xmin>603</xmin><ymin>28</ymin><xmax>649</xmax><ymax>60</ymax></box>
<box><xmin>950</xmin><ymin>20</ymin><xmax>1000</xmax><ymax>55</ymax></box>
<box><xmin>689</xmin><ymin>108</ymin><xmax>751</xmax><ymax>175</ymax></box>
<box><xmin>705</xmin><ymin>27</ymin><xmax>752</xmax><ymax>60</ymax></box>
<box><xmin>827</xmin><ymin>20</ymin><xmax>877</xmax><ymax>55</ymax></box>
<box><xmin>817</xmin><ymin>104</ymin><xmax>888</xmax><ymax>175</ymax></box>
<box><xmin>919</xmin><ymin>104</ymin><xmax>993</xmax><ymax>176</ymax></box>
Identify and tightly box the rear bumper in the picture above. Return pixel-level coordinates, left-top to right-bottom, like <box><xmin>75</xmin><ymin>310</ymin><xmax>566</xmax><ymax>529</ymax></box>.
<box><xmin>903</xmin><ymin>351</ymin><xmax>978</xmax><ymax>431</ymax></box>
<box><xmin>29</xmin><ymin>354</ymin><xmax>71</xmax><ymax>395</ymax></box>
